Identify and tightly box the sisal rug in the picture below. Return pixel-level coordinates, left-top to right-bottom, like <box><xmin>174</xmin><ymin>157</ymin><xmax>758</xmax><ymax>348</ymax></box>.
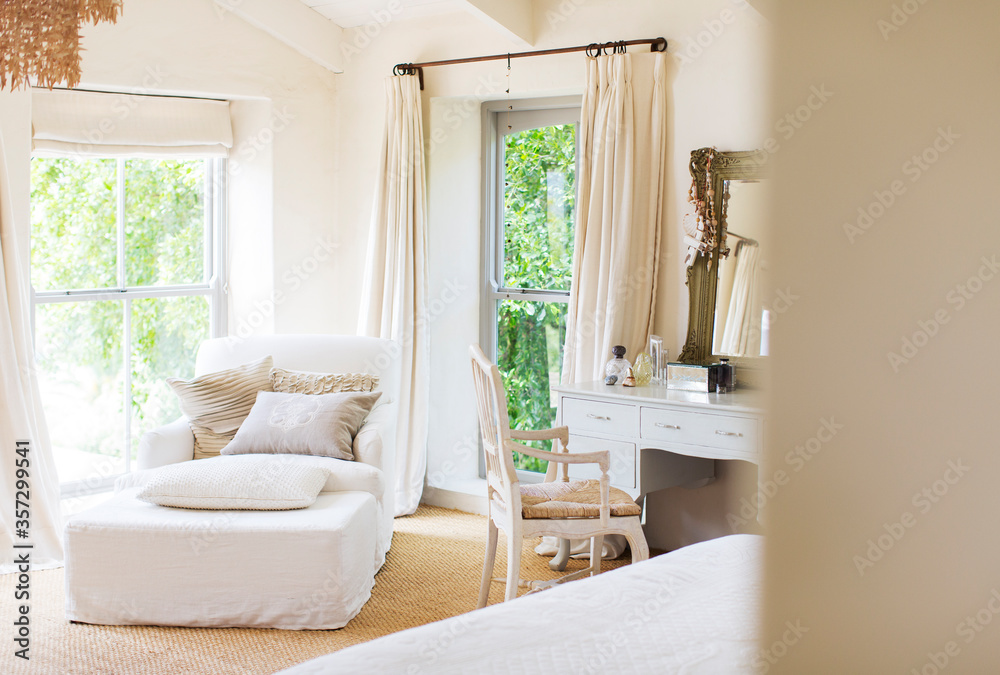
<box><xmin>0</xmin><ymin>505</ymin><xmax>633</xmax><ymax>675</ymax></box>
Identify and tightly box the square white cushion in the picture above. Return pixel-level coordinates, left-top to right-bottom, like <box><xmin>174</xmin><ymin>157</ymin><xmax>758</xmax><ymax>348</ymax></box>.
<box><xmin>136</xmin><ymin>454</ymin><xmax>331</xmax><ymax>510</ymax></box>
<box><xmin>119</xmin><ymin>456</ymin><xmax>385</xmax><ymax>501</ymax></box>
<box><xmin>221</xmin><ymin>390</ymin><xmax>382</xmax><ymax>461</ymax></box>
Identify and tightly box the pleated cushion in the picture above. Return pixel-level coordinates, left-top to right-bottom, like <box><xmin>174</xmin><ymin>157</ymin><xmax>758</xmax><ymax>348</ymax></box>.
<box><xmin>270</xmin><ymin>367</ymin><xmax>379</xmax><ymax>395</ymax></box>
<box><xmin>167</xmin><ymin>356</ymin><xmax>273</xmax><ymax>460</ymax></box>
<box><xmin>519</xmin><ymin>479</ymin><xmax>642</xmax><ymax>519</ymax></box>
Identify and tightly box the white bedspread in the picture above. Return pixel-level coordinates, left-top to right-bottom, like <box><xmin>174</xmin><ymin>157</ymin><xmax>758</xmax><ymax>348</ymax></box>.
<box><xmin>277</xmin><ymin>534</ymin><xmax>763</xmax><ymax>675</ymax></box>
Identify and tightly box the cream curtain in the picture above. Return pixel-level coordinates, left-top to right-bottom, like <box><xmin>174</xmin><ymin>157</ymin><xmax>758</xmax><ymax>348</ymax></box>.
<box><xmin>562</xmin><ymin>51</ymin><xmax>667</xmax><ymax>384</ymax></box>
<box><xmin>1</xmin><ymin>128</ymin><xmax>63</xmax><ymax>574</ymax></box>
<box><xmin>719</xmin><ymin>242</ymin><xmax>762</xmax><ymax>357</ymax></box>
<box><xmin>357</xmin><ymin>74</ymin><xmax>429</xmax><ymax>517</ymax></box>
<box><xmin>713</xmin><ymin>251</ymin><xmax>738</xmax><ymax>354</ymax></box>
<box><xmin>544</xmin><ymin>52</ymin><xmax>666</xmax><ymax>560</ymax></box>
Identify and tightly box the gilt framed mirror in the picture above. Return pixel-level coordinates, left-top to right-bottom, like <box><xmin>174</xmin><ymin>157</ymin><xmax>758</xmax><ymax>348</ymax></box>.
<box><xmin>678</xmin><ymin>148</ymin><xmax>769</xmax><ymax>371</ymax></box>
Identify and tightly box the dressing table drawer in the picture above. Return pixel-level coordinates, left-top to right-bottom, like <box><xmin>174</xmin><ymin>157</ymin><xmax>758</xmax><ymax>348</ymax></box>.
<box><xmin>562</xmin><ymin>397</ymin><xmax>638</xmax><ymax>437</ymax></box>
<box><xmin>565</xmin><ymin>434</ymin><xmax>636</xmax><ymax>489</ymax></box>
<box><xmin>640</xmin><ymin>407</ymin><xmax>757</xmax><ymax>456</ymax></box>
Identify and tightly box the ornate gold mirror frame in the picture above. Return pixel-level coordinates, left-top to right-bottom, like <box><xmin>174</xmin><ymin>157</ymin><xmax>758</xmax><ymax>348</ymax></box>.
<box><xmin>678</xmin><ymin>148</ymin><xmax>766</xmax><ymax>366</ymax></box>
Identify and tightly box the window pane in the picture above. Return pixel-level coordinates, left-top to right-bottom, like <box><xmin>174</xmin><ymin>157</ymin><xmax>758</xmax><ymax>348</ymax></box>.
<box><xmin>502</xmin><ymin>124</ymin><xmax>576</xmax><ymax>291</ymax></box>
<box><xmin>496</xmin><ymin>298</ymin><xmax>568</xmax><ymax>472</ymax></box>
<box><xmin>35</xmin><ymin>301</ymin><xmax>125</xmax><ymax>484</ymax></box>
<box><xmin>130</xmin><ymin>295</ymin><xmax>210</xmax><ymax>454</ymax></box>
<box><xmin>30</xmin><ymin>158</ymin><xmax>118</xmax><ymax>291</ymax></box>
<box><xmin>125</xmin><ymin>159</ymin><xmax>206</xmax><ymax>286</ymax></box>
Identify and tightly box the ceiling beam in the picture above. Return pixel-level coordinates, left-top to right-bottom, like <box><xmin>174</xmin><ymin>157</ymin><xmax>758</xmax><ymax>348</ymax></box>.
<box><xmin>458</xmin><ymin>0</ymin><xmax>534</xmax><ymax>46</ymax></box>
<box><xmin>213</xmin><ymin>0</ymin><xmax>346</xmax><ymax>74</ymax></box>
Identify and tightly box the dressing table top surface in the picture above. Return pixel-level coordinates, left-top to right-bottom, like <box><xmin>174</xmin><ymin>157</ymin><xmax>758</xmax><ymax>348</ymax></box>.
<box><xmin>553</xmin><ymin>381</ymin><xmax>766</xmax><ymax>415</ymax></box>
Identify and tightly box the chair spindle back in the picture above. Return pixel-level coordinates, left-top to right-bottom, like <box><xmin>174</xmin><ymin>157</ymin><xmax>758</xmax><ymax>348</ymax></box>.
<box><xmin>469</xmin><ymin>344</ymin><xmax>520</xmax><ymax>513</ymax></box>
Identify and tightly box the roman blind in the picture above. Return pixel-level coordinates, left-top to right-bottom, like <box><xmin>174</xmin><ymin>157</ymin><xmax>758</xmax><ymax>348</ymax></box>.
<box><xmin>31</xmin><ymin>89</ymin><xmax>233</xmax><ymax>158</ymax></box>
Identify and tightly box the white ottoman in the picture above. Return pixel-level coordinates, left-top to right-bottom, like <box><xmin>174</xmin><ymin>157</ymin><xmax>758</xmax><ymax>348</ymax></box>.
<box><xmin>65</xmin><ymin>488</ymin><xmax>378</xmax><ymax>629</ymax></box>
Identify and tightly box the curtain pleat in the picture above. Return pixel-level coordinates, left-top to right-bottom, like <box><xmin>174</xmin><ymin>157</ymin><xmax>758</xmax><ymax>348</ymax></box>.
<box><xmin>1</xmin><ymin>128</ymin><xmax>64</xmax><ymax>574</ymax></box>
<box><xmin>357</xmin><ymin>75</ymin><xmax>429</xmax><ymax>517</ymax></box>
<box><xmin>562</xmin><ymin>52</ymin><xmax>667</xmax><ymax>384</ymax></box>
<box><xmin>719</xmin><ymin>243</ymin><xmax>762</xmax><ymax>357</ymax></box>
<box><xmin>544</xmin><ymin>52</ymin><xmax>667</xmax><ymax>560</ymax></box>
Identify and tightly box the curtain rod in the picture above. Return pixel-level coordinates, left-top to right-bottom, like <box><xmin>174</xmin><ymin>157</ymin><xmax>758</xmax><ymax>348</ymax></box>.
<box><xmin>392</xmin><ymin>37</ymin><xmax>667</xmax><ymax>90</ymax></box>
<box><xmin>32</xmin><ymin>86</ymin><xmax>228</xmax><ymax>103</ymax></box>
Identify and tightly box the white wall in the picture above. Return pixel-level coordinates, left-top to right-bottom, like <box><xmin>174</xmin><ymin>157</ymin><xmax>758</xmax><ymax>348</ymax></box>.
<box><xmin>765</xmin><ymin>0</ymin><xmax>1000</xmax><ymax>671</ymax></box>
<box><xmin>329</xmin><ymin>0</ymin><xmax>770</xmax><ymax>546</ymax></box>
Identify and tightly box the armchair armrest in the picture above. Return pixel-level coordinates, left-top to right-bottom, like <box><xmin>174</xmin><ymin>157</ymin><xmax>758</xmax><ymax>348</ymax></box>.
<box><xmin>137</xmin><ymin>417</ymin><xmax>195</xmax><ymax>470</ymax></box>
<box><xmin>354</xmin><ymin>403</ymin><xmax>395</xmax><ymax>471</ymax></box>
<box><xmin>354</xmin><ymin>402</ymin><xmax>396</xmax><ymax>532</ymax></box>
<box><xmin>510</xmin><ymin>426</ymin><xmax>570</xmax><ymax>483</ymax></box>
<box><xmin>510</xmin><ymin>426</ymin><xmax>569</xmax><ymax>447</ymax></box>
<box><xmin>505</xmin><ymin>440</ymin><xmax>609</xmax><ymax>470</ymax></box>
<box><xmin>505</xmin><ymin>440</ymin><xmax>610</xmax><ymax>525</ymax></box>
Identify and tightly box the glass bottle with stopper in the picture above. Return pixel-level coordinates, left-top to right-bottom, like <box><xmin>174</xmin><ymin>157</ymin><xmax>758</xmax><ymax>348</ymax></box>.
<box><xmin>604</xmin><ymin>345</ymin><xmax>631</xmax><ymax>385</ymax></box>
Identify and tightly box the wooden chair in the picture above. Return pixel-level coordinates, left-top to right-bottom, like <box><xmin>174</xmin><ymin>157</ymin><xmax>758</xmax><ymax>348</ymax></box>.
<box><xmin>469</xmin><ymin>344</ymin><xmax>649</xmax><ymax>607</ymax></box>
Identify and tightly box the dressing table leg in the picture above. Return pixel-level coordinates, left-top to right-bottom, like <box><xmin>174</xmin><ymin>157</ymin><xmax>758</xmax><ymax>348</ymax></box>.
<box><xmin>549</xmin><ymin>537</ymin><xmax>571</xmax><ymax>571</ymax></box>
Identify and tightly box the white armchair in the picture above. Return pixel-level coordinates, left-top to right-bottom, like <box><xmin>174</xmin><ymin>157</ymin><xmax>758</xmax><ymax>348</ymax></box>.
<box><xmin>65</xmin><ymin>334</ymin><xmax>402</xmax><ymax>629</ymax></box>
<box><xmin>133</xmin><ymin>333</ymin><xmax>399</xmax><ymax>561</ymax></box>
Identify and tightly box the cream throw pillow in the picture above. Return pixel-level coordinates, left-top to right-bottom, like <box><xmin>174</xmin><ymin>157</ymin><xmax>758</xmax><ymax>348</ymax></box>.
<box><xmin>270</xmin><ymin>367</ymin><xmax>379</xmax><ymax>395</ymax></box>
<box><xmin>167</xmin><ymin>356</ymin><xmax>274</xmax><ymax>460</ymax></box>
<box><xmin>221</xmin><ymin>390</ymin><xmax>382</xmax><ymax>461</ymax></box>
<box><xmin>136</xmin><ymin>455</ymin><xmax>331</xmax><ymax>510</ymax></box>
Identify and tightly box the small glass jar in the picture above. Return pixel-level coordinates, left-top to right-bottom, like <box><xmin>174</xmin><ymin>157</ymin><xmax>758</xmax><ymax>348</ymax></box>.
<box><xmin>715</xmin><ymin>358</ymin><xmax>734</xmax><ymax>393</ymax></box>
<box><xmin>604</xmin><ymin>345</ymin><xmax>631</xmax><ymax>384</ymax></box>
<box><xmin>633</xmin><ymin>352</ymin><xmax>654</xmax><ymax>387</ymax></box>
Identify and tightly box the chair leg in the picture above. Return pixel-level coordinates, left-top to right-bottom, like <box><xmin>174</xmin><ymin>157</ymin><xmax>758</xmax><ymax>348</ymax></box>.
<box><xmin>626</xmin><ymin>519</ymin><xmax>650</xmax><ymax>563</ymax></box>
<box><xmin>504</xmin><ymin>531</ymin><xmax>522</xmax><ymax>602</ymax></box>
<box><xmin>588</xmin><ymin>535</ymin><xmax>604</xmax><ymax>576</ymax></box>
<box><xmin>478</xmin><ymin>519</ymin><xmax>499</xmax><ymax>608</ymax></box>
<box><xmin>549</xmin><ymin>537</ymin><xmax>571</xmax><ymax>571</ymax></box>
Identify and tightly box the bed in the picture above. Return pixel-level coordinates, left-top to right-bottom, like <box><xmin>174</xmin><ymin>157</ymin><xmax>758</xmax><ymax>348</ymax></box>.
<box><xmin>277</xmin><ymin>533</ymin><xmax>763</xmax><ymax>675</ymax></box>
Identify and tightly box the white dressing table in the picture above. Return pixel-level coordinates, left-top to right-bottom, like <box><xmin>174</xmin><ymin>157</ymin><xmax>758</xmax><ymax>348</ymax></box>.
<box><xmin>549</xmin><ymin>381</ymin><xmax>764</xmax><ymax>566</ymax></box>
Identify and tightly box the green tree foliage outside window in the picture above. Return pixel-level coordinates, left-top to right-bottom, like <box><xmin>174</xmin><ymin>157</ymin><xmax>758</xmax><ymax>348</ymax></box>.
<box><xmin>496</xmin><ymin>123</ymin><xmax>576</xmax><ymax>473</ymax></box>
<box><xmin>31</xmin><ymin>158</ymin><xmax>212</xmax><ymax>476</ymax></box>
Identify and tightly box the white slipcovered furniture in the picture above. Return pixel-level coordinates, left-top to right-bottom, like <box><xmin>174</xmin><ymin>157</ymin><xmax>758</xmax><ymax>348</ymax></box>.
<box><xmin>64</xmin><ymin>335</ymin><xmax>400</xmax><ymax>629</ymax></box>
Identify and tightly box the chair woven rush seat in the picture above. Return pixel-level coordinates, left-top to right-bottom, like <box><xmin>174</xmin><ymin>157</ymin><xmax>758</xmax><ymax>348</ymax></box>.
<box><xmin>520</xmin><ymin>480</ymin><xmax>643</xmax><ymax>519</ymax></box>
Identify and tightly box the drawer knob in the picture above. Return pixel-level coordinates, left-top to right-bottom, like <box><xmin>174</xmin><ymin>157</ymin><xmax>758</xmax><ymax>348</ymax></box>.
<box><xmin>655</xmin><ymin>422</ymin><xmax>681</xmax><ymax>430</ymax></box>
<box><xmin>586</xmin><ymin>413</ymin><xmax>611</xmax><ymax>421</ymax></box>
<box><xmin>715</xmin><ymin>430</ymin><xmax>743</xmax><ymax>437</ymax></box>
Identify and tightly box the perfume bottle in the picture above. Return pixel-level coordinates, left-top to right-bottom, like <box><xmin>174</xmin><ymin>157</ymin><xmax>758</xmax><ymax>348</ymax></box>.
<box><xmin>604</xmin><ymin>345</ymin><xmax>631</xmax><ymax>385</ymax></box>
<box><xmin>715</xmin><ymin>358</ymin><xmax>734</xmax><ymax>393</ymax></box>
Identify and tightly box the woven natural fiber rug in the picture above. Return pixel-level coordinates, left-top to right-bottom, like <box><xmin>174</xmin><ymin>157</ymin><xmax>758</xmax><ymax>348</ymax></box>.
<box><xmin>0</xmin><ymin>505</ymin><xmax>632</xmax><ymax>675</ymax></box>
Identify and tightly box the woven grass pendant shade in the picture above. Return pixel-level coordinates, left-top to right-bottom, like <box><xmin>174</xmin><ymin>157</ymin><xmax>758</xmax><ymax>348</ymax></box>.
<box><xmin>0</xmin><ymin>0</ymin><xmax>121</xmax><ymax>90</ymax></box>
